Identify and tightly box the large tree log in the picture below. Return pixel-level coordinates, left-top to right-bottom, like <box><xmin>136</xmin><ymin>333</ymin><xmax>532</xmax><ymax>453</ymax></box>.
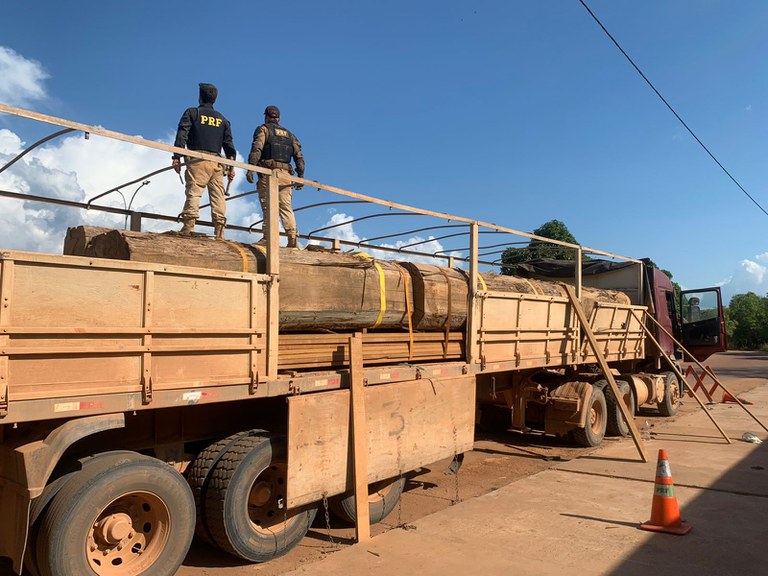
<box><xmin>63</xmin><ymin>227</ymin><xmax>630</xmax><ymax>333</ymax></box>
<box><xmin>64</xmin><ymin>227</ymin><xmax>409</xmax><ymax>331</ymax></box>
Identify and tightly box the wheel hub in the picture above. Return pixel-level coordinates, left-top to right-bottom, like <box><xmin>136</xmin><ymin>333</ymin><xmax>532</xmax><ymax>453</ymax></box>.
<box><xmin>87</xmin><ymin>492</ymin><xmax>169</xmax><ymax>575</ymax></box>
<box><xmin>249</xmin><ymin>481</ymin><xmax>272</xmax><ymax>507</ymax></box>
<box><xmin>96</xmin><ymin>514</ymin><xmax>132</xmax><ymax>545</ymax></box>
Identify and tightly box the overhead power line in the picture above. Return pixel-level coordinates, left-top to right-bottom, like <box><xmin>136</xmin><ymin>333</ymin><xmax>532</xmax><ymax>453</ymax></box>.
<box><xmin>578</xmin><ymin>0</ymin><xmax>768</xmax><ymax>218</ymax></box>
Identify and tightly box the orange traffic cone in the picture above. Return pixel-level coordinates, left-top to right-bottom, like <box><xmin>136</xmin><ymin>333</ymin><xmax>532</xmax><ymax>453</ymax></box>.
<box><xmin>640</xmin><ymin>449</ymin><xmax>691</xmax><ymax>535</ymax></box>
<box><xmin>722</xmin><ymin>391</ymin><xmax>754</xmax><ymax>405</ymax></box>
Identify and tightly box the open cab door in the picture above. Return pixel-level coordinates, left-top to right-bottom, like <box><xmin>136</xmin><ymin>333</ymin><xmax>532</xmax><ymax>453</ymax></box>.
<box><xmin>680</xmin><ymin>287</ymin><xmax>727</xmax><ymax>361</ymax></box>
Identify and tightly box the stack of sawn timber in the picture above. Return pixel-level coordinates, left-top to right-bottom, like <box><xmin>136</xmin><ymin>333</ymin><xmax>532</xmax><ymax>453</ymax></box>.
<box><xmin>63</xmin><ymin>227</ymin><xmax>630</xmax><ymax>371</ymax></box>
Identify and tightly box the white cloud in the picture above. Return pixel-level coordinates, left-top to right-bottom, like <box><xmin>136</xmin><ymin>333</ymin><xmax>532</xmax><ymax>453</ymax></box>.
<box><xmin>0</xmin><ymin>47</ymin><xmax>264</xmax><ymax>252</ymax></box>
<box><xmin>0</xmin><ymin>128</ymin><xmax>24</xmax><ymax>154</ymax></box>
<box><xmin>0</xmin><ymin>129</ymin><xmax>261</xmax><ymax>253</ymax></box>
<box><xmin>0</xmin><ymin>46</ymin><xmax>48</xmax><ymax>106</ymax></box>
<box><xmin>718</xmin><ymin>252</ymin><xmax>768</xmax><ymax>303</ymax></box>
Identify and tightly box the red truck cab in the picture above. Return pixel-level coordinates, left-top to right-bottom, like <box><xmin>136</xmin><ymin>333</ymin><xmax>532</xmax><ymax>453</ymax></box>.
<box><xmin>646</xmin><ymin>265</ymin><xmax>727</xmax><ymax>362</ymax></box>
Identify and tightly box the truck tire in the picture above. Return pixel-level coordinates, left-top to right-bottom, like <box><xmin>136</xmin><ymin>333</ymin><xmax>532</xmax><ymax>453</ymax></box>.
<box><xmin>330</xmin><ymin>476</ymin><xmax>407</xmax><ymax>525</ymax></box>
<box><xmin>186</xmin><ymin>430</ymin><xmax>267</xmax><ymax>545</ymax></box>
<box><xmin>605</xmin><ymin>380</ymin><xmax>636</xmax><ymax>437</ymax></box>
<box><xmin>36</xmin><ymin>452</ymin><xmax>195</xmax><ymax>576</ymax></box>
<box><xmin>658</xmin><ymin>371</ymin><xmax>680</xmax><ymax>417</ymax></box>
<box><xmin>572</xmin><ymin>386</ymin><xmax>607</xmax><ymax>447</ymax></box>
<box><xmin>25</xmin><ymin>451</ymin><xmax>140</xmax><ymax>576</ymax></box>
<box><xmin>203</xmin><ymin>434</ymin><xmax>317</xmax><ymax>562</ymax></box>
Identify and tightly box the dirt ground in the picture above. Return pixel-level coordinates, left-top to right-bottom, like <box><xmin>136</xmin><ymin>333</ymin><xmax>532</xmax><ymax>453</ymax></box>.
<box><xmin>174</xmin><ymin>351</ymin><xmax>763</xmax><ymax>576</ymax></box>
<box><xmin>2</xmin><ymin>352</ymin><xmax>760</xmax><ymax>576</ymax></box>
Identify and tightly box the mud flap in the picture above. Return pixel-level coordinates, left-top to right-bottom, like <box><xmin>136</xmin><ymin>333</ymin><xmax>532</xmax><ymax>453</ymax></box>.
<box><xmin>544</xmin><ymin>381</ymin><xmax>591</xmax><ymax>436</ymax></box>
<box><xmin>286</xmin><ymin>375</ymin><xmax>475</xmax><ymax>508</ymax></box>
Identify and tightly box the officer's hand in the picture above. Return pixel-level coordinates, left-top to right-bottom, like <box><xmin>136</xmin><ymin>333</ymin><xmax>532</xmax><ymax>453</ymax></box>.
<box><xmin>172</xmin><ymin>158</ymin><xmax>181</xmax><ymax>174</ymax></box>
<box><xmin>294</xmin><ymin>183</ymin><xmax>304</xmax><ymax>190</ymax></box>
<box><xmin>227</xmin><ymin>168</ymin><xmax>235</xmax><ymax>180</ymax></box>
<box><xmin>246</xmin><ymin>171</ymin><xmax>254</xmax><ymax>184</ymax></box>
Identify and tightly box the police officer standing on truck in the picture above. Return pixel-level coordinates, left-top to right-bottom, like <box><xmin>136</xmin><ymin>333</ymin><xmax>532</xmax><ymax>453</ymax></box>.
<box><xmin>246</xmin><ymin>105</ymin><xmax>305</xmax><ymax>248</ymax></box>
<box><xmin>172</xmin><ymin>83</ymin><xmax>236</xmax><ymax>240</ymax></box>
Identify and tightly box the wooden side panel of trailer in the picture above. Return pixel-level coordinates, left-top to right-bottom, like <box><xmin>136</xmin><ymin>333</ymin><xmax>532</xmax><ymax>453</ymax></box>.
<box><xmin>475</xmin><ymin>290</ymin><xmax>647</xmax><ymax>369</ymax></box>
<box><xmin>0</xmin><ymin>253</ymin><xmax>269</xmax><ymax>405</ymax></box>
<box><xmin>477</xmin><ymin>291</ymin><xmax>578</xmax><ymax>367</ymax></box>
<box><xmin>285</xmin><ymin>375</ymin><xmax>475</xmax><ymax>508</ymax></box>
<box><xmin>580</xmin><ymin>302</ymin><xmax>646</xmax><ymax>363</ymax></box>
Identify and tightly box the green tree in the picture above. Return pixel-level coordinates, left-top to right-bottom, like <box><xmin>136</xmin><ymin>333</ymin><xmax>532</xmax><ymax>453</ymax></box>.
<box><xmin>727</xmin><ymin>292</ymin><xmax>768</xmax><ymax>350</ymax></box>
<box><xmin>500</xmin><ymin>220</ymin><xmax>584</xmax><ymax>275</ymax></box>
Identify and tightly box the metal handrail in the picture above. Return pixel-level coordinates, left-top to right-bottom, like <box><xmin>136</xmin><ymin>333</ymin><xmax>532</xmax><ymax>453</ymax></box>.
<box><xmin>0</xmin><ymin>103</ymin><xmax>642</xmax><ymax>264</ymax></box>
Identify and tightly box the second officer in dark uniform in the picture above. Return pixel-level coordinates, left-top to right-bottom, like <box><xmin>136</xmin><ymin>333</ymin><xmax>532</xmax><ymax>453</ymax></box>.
<box><xmin>172</xmin><ymin>83</ymin><xmax>236</xmax><ymax>240</ymax></box>
<box><xmin>246</xmin><ymin>105</ymin><xmax>305</xmax><ymax>248</ymax></box>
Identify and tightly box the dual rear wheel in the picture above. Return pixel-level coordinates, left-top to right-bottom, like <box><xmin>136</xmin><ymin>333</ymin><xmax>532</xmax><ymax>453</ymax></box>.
<box><xmin>187</xmin><ymin>431</ymin><xmax>317</xmax><ymax>563</ymax></box>
<box><xmin>29</xmin><ymin>432</ymin><xmax>406</xmax><ymax>574</ymax></box>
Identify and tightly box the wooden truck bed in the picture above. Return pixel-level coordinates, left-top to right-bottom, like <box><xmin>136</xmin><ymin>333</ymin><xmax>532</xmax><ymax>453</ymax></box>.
<box><xmin>0</xmin><ymin>250</ymin><xmax>647</xmax><ymax>425</ymax></box>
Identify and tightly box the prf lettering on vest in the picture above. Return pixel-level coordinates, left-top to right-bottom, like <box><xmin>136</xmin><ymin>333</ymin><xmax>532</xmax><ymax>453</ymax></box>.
<box><xmin>275</xmin><ymin>129</ymin><xmax>288</xmax><ymax>137</ymax></box>
<box><xmin>200</xmin><ymin>115</ymin><xmax>223</xmax><ymax>127</ymax></box>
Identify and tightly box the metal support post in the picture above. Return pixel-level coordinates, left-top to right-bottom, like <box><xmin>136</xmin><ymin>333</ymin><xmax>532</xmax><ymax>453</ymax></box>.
<box><xmin>129</xmin><ymin>212</ymin><xmax>142</xmax><ymax>232</ymax></box>
<box><xmin>466</xmin><ymin>222</ymin><xmax>480</xmax><ymax>365</ymax></box>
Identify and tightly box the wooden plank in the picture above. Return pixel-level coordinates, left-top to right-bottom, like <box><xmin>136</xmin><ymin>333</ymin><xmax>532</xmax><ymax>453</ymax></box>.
<box><xmin>563</xmin><ymin>284</ymin><xmax>648</xmax><ymax>462</ymax></box>
<box><xmin>632</xmin><ymin>310</ymin><xmax>734</xmax><ymax>442</ymax></box>
<box><xmin>348</xmin><ymin>333</ymin><xmax>370</xmax><ymax>541</ymax></box>
<box><xmin>0</xmin><ymin>260</ymin><xmax>13</xmax><ymax>413</ymax></box>
<box><xmin>643</xmin><ymin>311</ymin><xmax>767</xmax><ymax>434</ymax></box>
<box><xmin>265</xmin><ymin>174</ymin><xmax>280</xmax><ymax>380</ymax></box>
<box><xmin>286</xmin><ymin>374</ymin><xmax>475</xmax><ymax>508</ymax></box>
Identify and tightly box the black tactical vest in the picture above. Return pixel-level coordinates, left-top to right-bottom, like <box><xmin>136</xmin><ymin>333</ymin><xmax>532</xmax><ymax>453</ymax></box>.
<box><xmin>261</xmin><ymin>123</ymin><xmax>293</xmax><ymax>164</ymax></box>
<box><xmin>188</xmin><ymin>105</ymin><xmax>227</xmax><ymax>153</ymax></box>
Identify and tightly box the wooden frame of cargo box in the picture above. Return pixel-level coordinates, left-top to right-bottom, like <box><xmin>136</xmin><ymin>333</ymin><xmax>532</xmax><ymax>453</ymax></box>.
<box><xmin>0</xmin><ymin>105</ymin><xmax>648</xmax><ymax>574</ymax></box>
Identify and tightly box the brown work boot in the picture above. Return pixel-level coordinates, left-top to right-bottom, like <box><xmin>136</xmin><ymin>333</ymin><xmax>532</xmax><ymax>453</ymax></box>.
<box><xmin>287</xmin><ymin>234</ymin><xmax>298</xmax><ymax>249</ymax></box>
<box><xmin>214</xmin><ymin>223</ymin><xmax>225</xmax><ymax>240</ymax></box>
<box><xmin>179</xmin><ymin>219</ymin><xmax>195</xmax><ymax>235</ymax></box>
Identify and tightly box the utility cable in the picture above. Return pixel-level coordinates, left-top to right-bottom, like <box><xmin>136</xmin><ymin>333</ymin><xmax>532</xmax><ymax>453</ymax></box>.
<box><xmin>578</xmin><ymin>0</ymin><xmax>768</xmax><ymax>218</ymax></box>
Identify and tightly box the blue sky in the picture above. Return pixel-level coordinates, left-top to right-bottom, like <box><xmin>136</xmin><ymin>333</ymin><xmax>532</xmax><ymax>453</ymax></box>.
<box><xmin>1</xmin><ymin>0</ymin><xmax>767</xmax><ymax>302</ymax></box>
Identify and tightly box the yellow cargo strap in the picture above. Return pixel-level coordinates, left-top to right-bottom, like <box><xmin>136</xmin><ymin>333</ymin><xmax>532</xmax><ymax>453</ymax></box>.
<box><xmin>354</xmin><ymin>253</ymin><xmax>387</xmax><ymax>329</ymax></box>
<box><xmin>437</xmin><ymin>268</ymin><xmax>453</xmax><ymax>358</ymax></box>
<box><xmin>225</xmin><ymin>241</ymin><xmax>250</xmax><ymax>272</ymax></box>
<box><xmin>522</xmin><ymin>277</ymin><xmax>540</xmax><ymax>295</ymax></box>
<box><xmin>478</xmin><ymin>273</ymin><xmax>487</xmax><ymax>292</ymax></box>
<box><xmin>395</xmin><ymin>264</ymin><xmax>414</xmax><ymax>360</ymax></box>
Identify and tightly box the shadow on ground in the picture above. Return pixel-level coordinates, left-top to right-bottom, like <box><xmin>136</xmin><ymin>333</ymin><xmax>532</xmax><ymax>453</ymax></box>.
<box><xmin>605</xmin><ymin>439</ymin><xmax>768</xmax><ymax>576</ymax></box>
